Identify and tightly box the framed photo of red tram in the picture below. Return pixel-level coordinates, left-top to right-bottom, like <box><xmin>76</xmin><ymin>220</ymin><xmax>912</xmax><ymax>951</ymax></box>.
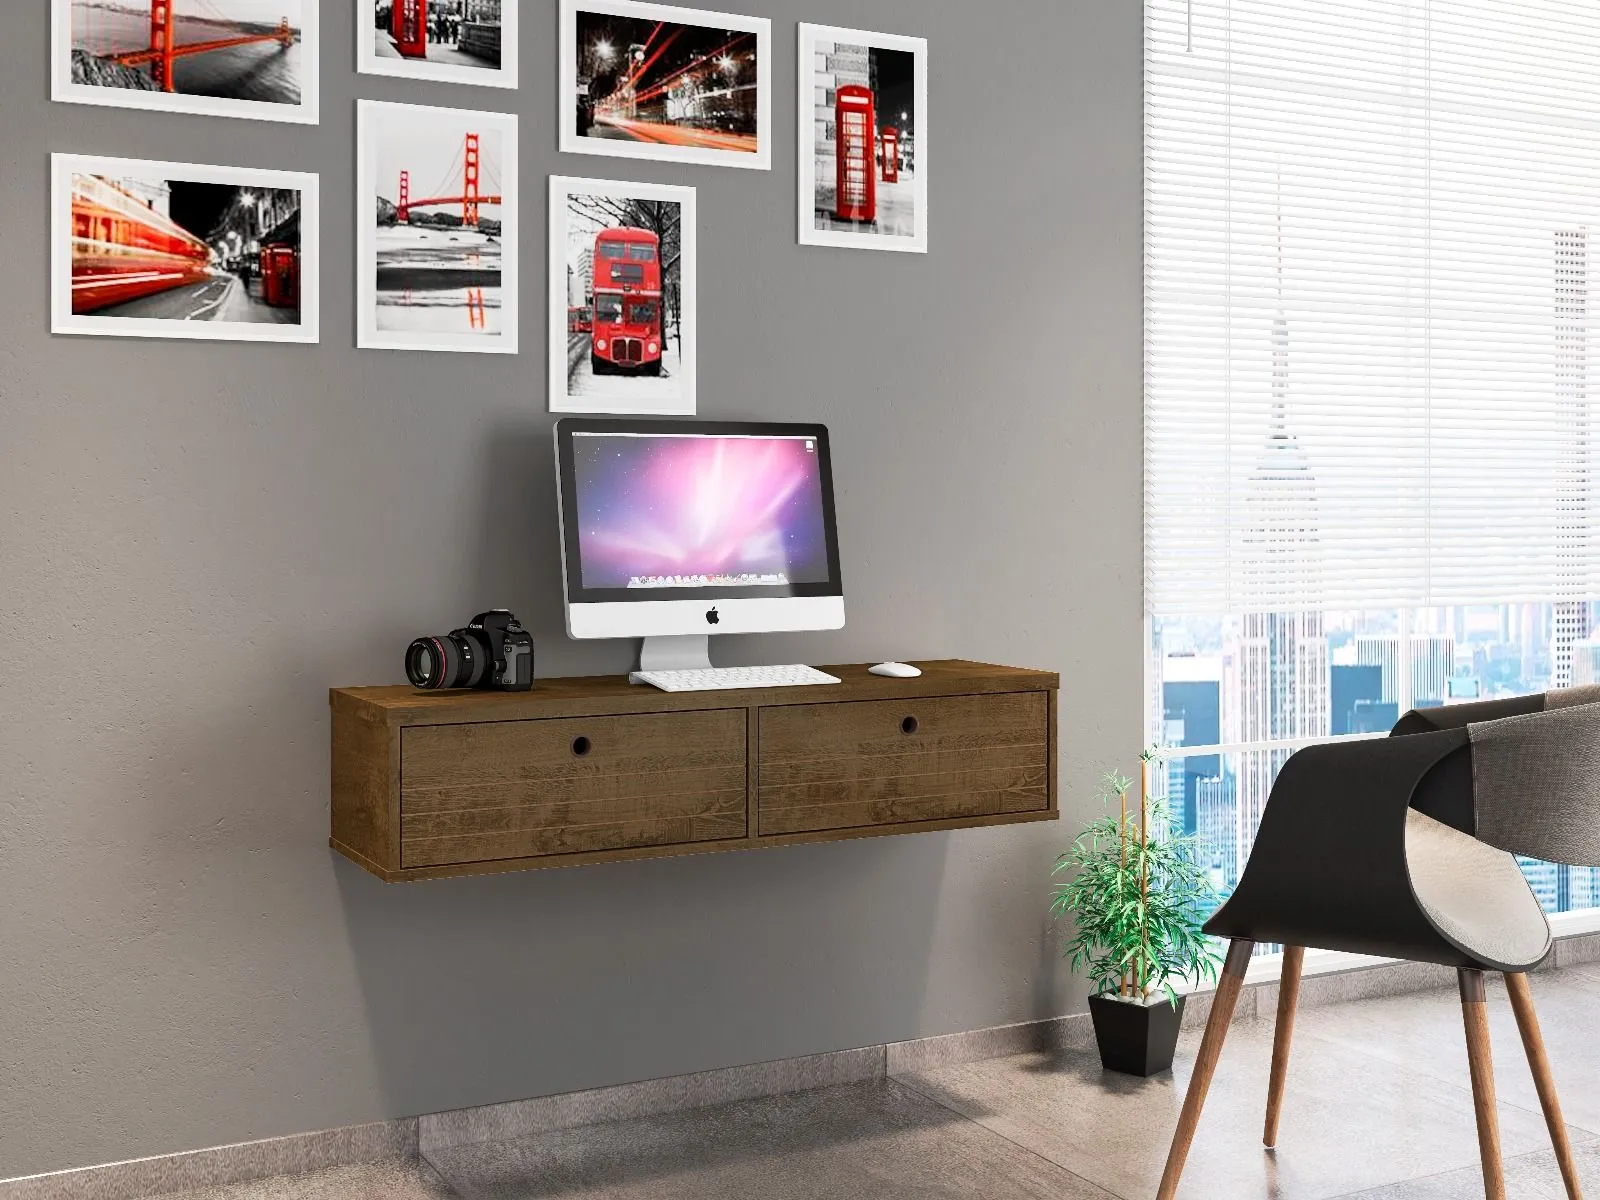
<box><xmin>51</xmin><ymin>153</ymin><xmax>319</xmax><ymax>343</ymax></box>
<box><xmin>797</xmin><ymin>24</ymin><xmax>927</xmax><ymax>253</ymax></box>
<box><xmin>52</xmin><ymin>0</ymin><xmax>319</xmax><ymax>124</ymax></box>
<box><xmin>559</xmin><ymin>0</ymin><xmax>770</xmax><ymax>171</ymax></box>
<box><xmin>549</xmin><ymin>175</ymin><xmax>696</xmax><ymax>415</ymax></box>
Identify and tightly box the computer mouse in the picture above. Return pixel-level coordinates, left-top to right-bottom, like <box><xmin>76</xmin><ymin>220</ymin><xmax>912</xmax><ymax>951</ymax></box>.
<box><xmin>869</xmin><ymin>662</ymin><xmax>922</xmax><ymax>678</ymax></box>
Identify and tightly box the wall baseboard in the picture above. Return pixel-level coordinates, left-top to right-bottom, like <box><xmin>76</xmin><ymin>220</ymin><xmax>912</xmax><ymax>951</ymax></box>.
<box><xmin>8</xmin><ymin>930</ymin><xmax>1597</xmax><ymax>1200</ymax></box>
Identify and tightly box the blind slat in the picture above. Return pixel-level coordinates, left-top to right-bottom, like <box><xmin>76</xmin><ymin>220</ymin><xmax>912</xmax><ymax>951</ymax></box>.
<box><xmin>1146</xmin><ymin>0</ymin><xmax>1600</xmax><ymax>614</ymax></box>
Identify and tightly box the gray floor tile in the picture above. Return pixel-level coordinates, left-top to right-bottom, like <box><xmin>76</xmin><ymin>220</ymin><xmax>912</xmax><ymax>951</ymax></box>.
<box><xmin>896</xmin><ymin>1015</ymin><xmax>1574</xmax><ymax>1200</ymax></box>
<box><xmin>1333</xmin><ymin>1139</ymin><xmax>1600</xmax><ymax>1199</ymax></box>
<box><xmin>423</xmin><ymin>1079</ymin><xmax>1112</xmax><ymax>1200</ymax></box>
<box><xmin>1299</xmin><ymin>968</ymin><xmax>1600</xmax><ymax>1136</ymax></box>
<box><xmin>141</xmin><ymin>1159</ymin><xmax>458</xmax><ymax>1200</ymax></box>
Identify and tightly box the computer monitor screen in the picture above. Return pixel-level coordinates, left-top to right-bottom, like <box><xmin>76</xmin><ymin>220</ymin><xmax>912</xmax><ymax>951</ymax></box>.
<box><xmin>555</xmin><ymin>418</ymin><xmax>845</xmax><ymax>640</ymax></box>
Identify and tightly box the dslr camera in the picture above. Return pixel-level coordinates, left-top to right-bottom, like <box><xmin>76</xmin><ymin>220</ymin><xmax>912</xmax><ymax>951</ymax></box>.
<box><xmin>405</xmin><ymin>610</ymin><xmax>534</xmax><ymax>691</ymax></box>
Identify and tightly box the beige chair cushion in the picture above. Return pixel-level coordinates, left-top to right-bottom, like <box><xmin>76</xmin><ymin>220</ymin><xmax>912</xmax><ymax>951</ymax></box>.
<box><xmin>1405</xmin><ymin>809</ymin><xmax>1552</xmax><ymax>970</ymax></box>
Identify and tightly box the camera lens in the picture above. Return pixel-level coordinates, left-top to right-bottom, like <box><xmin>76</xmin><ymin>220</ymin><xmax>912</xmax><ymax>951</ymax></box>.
<box><xmin>405</xmin><ymin>632</ymin><xmax>487</xmax><ymax>690</ymax></box>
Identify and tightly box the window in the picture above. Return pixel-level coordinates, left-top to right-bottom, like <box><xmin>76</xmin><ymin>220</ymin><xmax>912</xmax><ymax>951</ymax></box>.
<box><xmin>627</xmin><ymin>300</ymin><xmax>658</xmax><ymax>326</ymax></box>
<box><xmin>1146</xmin><ymin>0</ymin><xmax>1600</xmax><ymax>921</ymax></box>
<box><xmin>626</xmin><ymin>243</ymin><xmax>657</xmax><ymax>262</ymax></box>
<box><xmin>594</xmin><ymin>295</ymin><xmax>623</xmax><ymax>322</ymax></box>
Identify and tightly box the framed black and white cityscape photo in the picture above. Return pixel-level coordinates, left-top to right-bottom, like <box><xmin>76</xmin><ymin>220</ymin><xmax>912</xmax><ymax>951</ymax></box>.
<box><xmin>559</xmin><ymin>0</ymin><xmax>770</xmax><ymax>171</ymax></box>
<box><xmin>359</xmin><ymin>0</ymin><xmax>518</xmax><ymax>90</ymax></box>
<box><xmin>798</xmin><ymin>23</ymin><xmax>927</xmax><ymax>253</ymax></box>
<box><xmin>548</xmin><ymin>175</ymin><xmax>696</xmax><ymax>415</ymax></box>
<box><xmin>51</xmin><ymin>153</ymin><xmax>319</xmax><ymax>343</ymax></box>
<box><xmin>356</xmin><ymin>100</ymin><xmax>519</xmax><ymax>354</ymax></box>
<box><xmin>52</xmin><ymin>0</ymin><xmax>320</xmax><ymax>123</ymax></box>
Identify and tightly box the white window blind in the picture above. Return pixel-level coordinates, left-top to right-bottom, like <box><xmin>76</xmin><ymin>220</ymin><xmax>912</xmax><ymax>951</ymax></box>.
<box><xmin>1145</xmin><ymin>0</ymin><xmax>1600</xmax><ymax>616</ymax></box>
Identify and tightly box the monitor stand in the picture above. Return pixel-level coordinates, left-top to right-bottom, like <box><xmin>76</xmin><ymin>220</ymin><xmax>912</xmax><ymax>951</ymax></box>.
<box><xmin>630</xmin><ymin>634</ymin><xmax>712</xmax><ymax>683</ymax></box>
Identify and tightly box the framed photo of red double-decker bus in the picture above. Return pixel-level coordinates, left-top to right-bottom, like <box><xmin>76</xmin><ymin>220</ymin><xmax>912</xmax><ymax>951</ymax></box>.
<box><xmin>797</xmin><ymin>24</ymin><xmax>927</xmax><ymax>253</ymax></box>
<box><xmin>548</xmin><ymin>175</ymin><xmax>696</xmax><ymax>415</ymax></box>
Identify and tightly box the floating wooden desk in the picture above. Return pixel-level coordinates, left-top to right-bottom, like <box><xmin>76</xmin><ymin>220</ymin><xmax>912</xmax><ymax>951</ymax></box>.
<box><xmin>330</xmin><ymin>659</ymin><xmax>1059</xmax><ymax>881</ymax></box>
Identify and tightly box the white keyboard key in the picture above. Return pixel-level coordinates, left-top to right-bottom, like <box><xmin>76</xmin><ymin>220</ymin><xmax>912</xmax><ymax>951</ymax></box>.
<box><xmin>631</xmin><ymin>665</ymin><xmax>842</xmax><ymax>692</ymax></box>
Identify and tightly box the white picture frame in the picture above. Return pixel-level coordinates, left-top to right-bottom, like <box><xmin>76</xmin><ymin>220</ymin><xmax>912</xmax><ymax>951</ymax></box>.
<box><xmin>51</xmin><ymin>0</ymin><xmax>320</xmax><ymax>125</ymax></box>
<box><xmin>52</xmin><ymin>153</ymin><xmax>320</xmax><ymax>344</ymax></box>
<box><xmin>559</xmin><ymin>0</ymin><xmax>770</xmax><ymax>171</ymax></box>
<box><xmin>797</xmin><ymin>23</ymin><xmax>927</xmax><ymax>253</ymax></box>
<box><xmin>549</xmin><ymin>174</ymin><xmax>696</xmax><ymax>415</ymax></box>
<box><xmin>356</xmin><ymin>100</ymin><xmax>519</xmax><ymax>355</ymax></box>
<box><xmin>357</xmin><ymin>0</ymin><xmax>519</xmax><ymax>90</ymax></box>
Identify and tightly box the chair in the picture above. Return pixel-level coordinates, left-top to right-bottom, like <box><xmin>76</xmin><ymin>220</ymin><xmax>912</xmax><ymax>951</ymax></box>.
<box><xmin>1156</xmin><ymin>685</ymin><xmax>1600</xmax><ymax>1200</ymax></box>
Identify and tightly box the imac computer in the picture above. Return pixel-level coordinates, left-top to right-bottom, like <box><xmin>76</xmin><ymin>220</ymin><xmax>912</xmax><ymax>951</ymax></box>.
<box><xmin>554</xmin><ymin>417</ymin><xmax>845</xmax><ymax>690</ymax></box>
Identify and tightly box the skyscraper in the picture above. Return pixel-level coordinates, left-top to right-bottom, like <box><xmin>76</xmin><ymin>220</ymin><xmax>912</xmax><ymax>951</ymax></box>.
<box><xmin>1553</xmin><ymin>228</ymin><xmax>1591</xmax><ymax>689</ymax></box>
<box><xmin>1228</xmin><ymin>186</ymin><xmax>1330</xmax><ymax>867</ymax></box>
<box><xmin>1330</xmin><ymin>663</ymin><xmax>1383</xmax><ymax>735</ymax></box>
<box><xmin>1163</xmin><ymin>655</ymin><xmax>1221</xmax><ymax>836</ymax></box>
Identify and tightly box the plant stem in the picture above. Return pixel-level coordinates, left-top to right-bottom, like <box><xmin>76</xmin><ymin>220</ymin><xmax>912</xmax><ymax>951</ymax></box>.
<box><xmin>1120</xmin><ymin>780</ymin><xmax>1130</xmax><ymax>999</ymax></box>
<box><xmin>1139</xmin><ymin>758</ymin><xmax>1149</xmax><ymax>995</ymax></box>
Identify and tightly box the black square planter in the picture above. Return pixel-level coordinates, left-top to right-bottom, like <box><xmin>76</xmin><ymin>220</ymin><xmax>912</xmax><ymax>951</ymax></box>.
<box><xmin>1088</xmin><ymin>991</ymin><xmax>1186</xmax><ymax>1076</ymax></box>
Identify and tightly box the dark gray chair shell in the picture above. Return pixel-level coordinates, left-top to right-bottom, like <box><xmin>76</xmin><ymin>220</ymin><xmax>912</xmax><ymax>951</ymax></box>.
<box><xmin>1156</xmin><ymin>687</ymin><xmax>1600</xmax><ymax>1200</ymax></box>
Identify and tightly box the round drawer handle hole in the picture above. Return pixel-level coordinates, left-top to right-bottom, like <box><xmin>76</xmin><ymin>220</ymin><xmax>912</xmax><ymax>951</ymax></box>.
<box><xmin>572</xmin><ymin>736</ymin><xmax>592</xmax><ymax>757</ymax></box>
<box><xmin>901</xmin><ymin>715</ymin><xmax>919</xmax><ymax>736</ymax></box>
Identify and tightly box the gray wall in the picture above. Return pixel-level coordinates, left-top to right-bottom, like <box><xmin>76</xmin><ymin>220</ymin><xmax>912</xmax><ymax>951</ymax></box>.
<box><xmin>0</xmin><ymin>0</ymin><xmax>1142</xmax><ymax>1178</ymax></box>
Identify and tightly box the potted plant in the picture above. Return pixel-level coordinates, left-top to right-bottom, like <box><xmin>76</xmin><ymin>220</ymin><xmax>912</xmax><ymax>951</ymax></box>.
<box><xmin>1051</xmin><ymin>750</ymin><xmax>1222</xmax><ymax>1076</ymax></box>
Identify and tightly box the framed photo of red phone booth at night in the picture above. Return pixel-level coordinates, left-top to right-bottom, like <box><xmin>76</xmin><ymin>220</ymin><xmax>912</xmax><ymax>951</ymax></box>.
<box><xmin>797</xmin><ymin>23</ymin><xmax>927</xmax><ymax>254</ymax></box>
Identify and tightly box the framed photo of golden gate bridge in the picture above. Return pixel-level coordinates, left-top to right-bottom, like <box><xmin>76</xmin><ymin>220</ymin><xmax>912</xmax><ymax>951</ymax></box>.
<box><xmin>51</xmin><ymin>153</ymin><xmax>320</xmax><ymax>344</ymax></box>
<box><xmin>52</xmin><ymin>0</ymin><xmax>320</xmax><ymax>125</ymax></box>
<box><xmin>356</xmin><ymin>100</ymin><xmax>520</xmax><ymax>354</ymax></box>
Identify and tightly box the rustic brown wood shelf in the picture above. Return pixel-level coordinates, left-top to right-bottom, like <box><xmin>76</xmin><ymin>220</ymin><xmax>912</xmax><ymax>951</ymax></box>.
<box><xmin>330</xmin><ymin>659</ymin><xmax>1059</xmax><ymax>882</ymax></box>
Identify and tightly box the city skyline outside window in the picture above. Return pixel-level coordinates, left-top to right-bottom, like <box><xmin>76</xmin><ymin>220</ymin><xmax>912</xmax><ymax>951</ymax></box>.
<box><xmin>1151</xmin><ymin>605</ymin><xmax>1600</xmax><ymax>921</ymax></box>
<box><xmin>1146</xmin><ymin>0</ymin><xmax>1600</xmax><ymax>940</ymax></box>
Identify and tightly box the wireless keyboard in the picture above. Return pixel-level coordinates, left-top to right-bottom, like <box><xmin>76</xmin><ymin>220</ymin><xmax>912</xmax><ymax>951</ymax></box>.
<box><xmin>630</xmin><ymin>665</ymin><xmax>842</xmax><ymax>692</ymax></box>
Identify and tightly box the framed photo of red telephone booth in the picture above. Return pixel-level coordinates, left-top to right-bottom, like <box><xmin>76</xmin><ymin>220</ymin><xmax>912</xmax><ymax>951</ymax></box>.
<box><xmin>359</xmin><ymin>0</ymin><xmax>519</xmax><ymax>90</ymax></box>
<box><xmin>797</xmin><ymin>24</ymin><xmax>926</xmax><ymax>253</ymax></box>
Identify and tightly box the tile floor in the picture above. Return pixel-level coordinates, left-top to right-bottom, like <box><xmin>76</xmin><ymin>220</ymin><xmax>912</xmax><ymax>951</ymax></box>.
<box><xmin>146</xmin><ymin>964</ymin><xmax>1600</xmax><ymax>1200</ymax></box>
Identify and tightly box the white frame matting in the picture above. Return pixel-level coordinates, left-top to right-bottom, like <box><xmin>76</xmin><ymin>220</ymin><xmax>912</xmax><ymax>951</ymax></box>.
<box><xmin>559</xmin><ymin>0</ymin><xmax>771</xmax><ymax>171</ymax></box>
<box><xmin>51</xmin><ymin>0</ymin><xmax>321</xmax><ymax>124</ymax></box>
<box><xmin>51</xmin><ymin>153</ymin><xmax>321</xmax><ymax>344</ymax></box>
<box><xmin>357</xmin><ymin>0</ymin><xmax>520</xmax><ymax>90</ymax></box>
<box><xmin>796</xmin><ymin>22</ymin><xmax>927</xmax><ymax>253</ymax></box>
<box><xmin>548</xmin><ymin>174</ymin><xmax>697</xmax><ymax>415</ymax></box>
<box><xmin>356</xmin><ymin>99</ymin><xmax>520</xmax><ymax>355</ymax></box>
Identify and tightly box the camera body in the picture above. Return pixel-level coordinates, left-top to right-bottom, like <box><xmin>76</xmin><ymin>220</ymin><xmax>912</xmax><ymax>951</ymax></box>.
<box><xmin>406</xmin><ymin>609</ymin><xmax>534</xmax><ymax>692</ymax></box>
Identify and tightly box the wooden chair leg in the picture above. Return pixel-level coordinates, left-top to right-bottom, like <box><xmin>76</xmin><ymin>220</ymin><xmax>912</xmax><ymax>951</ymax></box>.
<box><xmin>1504</xmin><ymin>972</ymin><xmax>1582</xmax><ymax>1200</ymax></box>
<box><xmin>1459</xmin><ymin>969</ymin><xmax>1507</xmax><ymax>1200</ymax></box>
<box><xmin>1263</xmin><ymin>944</ymin><xmax>1305</xmax><ymax>1149</ymax></box>
<box><xmin>1157</xmin><ymin>939</ymin><xmax>1255</xmax><ymax>1200</ymax></box>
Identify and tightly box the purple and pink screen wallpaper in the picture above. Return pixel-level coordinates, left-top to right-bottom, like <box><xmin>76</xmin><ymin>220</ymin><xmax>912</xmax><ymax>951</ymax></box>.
<box><xmin>572</xmin><ymin>434</ymin><xmax>832</xmax><ymax>591</ymax></box>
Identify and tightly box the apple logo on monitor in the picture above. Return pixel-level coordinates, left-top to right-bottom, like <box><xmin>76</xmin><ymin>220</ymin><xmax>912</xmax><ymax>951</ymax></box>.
<box><xmin>705</xmin><ymin>607</ymin><xmax>720</xmax><ymax>625</ymax></box>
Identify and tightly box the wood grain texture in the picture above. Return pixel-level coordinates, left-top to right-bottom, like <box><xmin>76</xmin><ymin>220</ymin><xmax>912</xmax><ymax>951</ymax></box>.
<box><xmin>1459</xmin><ymin>968</ymin><xmax>1507</xmax><ymax>1200</ymax></box>
<box><xmin>331</xmin><ymin>661</ymin><xmax>1059</xmax><ymax>726</ymax></box>
<box><xmin>1157</xmin><ymin>939</ymin><xmax>1255</xmax><ymax>1200</ymax></box>
<box><xmin>400</xmin><ymin>711</ymin><xmax>746</xmax><ymax>869</ymax></box>
<box><xmin>1264</xmin><ymin>944</ymin><xmax>1305</xmax><ymax>1148</ymax></box>
<box><xmin>328</xmin><ymin>662</ymin><xmax>1060</xmax><ymax>882</ymax></box>
<box><xmin>1504</xmin><ymin>972</ymin><xmax>1582</xmax><ymax>1200</ymax></box>
<box><xmin>330</xmin><ymin>707</ymin><xmax>397</xmax><ymax>867</ymax></box>
<box><xmin>756</xmin><ymin>693</ymin><xmax>1048</xmax><ymax>835</ymax></box>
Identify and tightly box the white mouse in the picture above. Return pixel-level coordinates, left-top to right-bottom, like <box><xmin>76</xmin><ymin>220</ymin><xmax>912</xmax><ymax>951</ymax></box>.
<box><xmin>869</xmin><ymin>662</ymin><xmax>922</xmax><ymax>678</ymax></box>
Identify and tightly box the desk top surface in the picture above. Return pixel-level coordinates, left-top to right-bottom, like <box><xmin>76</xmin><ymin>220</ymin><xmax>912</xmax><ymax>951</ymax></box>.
<box><xmin>331</xmin><ymin>659</ymin><xmax>1059</xmax><ymax>725</ymax></box>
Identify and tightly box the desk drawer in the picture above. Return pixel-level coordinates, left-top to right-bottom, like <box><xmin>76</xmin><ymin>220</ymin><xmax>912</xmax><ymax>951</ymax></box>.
<box><xmin>756</xmin><ymin>692</ymin><xmax>1050</xmax><ymax>835</ymax></box>
<box><xmin>400</xmin><ymin>710</ymin><xmax>747</xmax><ymax>868</ymax></box>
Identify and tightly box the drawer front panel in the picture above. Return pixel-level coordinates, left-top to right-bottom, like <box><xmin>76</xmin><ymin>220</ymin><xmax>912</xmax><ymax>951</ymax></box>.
<box><xmin>757</xmin><ymin>692</ymin><xmax>1049</xmax><ymax>835</ymax></box>
<box><xmin>401</xmin><ymin>710</ymin><xmax>747</xmax><ymax>867</ymax></box>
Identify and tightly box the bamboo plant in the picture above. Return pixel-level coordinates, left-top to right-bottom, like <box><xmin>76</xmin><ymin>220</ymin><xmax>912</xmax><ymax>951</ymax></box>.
<box><xmin>1051</xmin><ymin>750</ymin><xmax>1222</xmax><ymax>1005</ymax></box>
